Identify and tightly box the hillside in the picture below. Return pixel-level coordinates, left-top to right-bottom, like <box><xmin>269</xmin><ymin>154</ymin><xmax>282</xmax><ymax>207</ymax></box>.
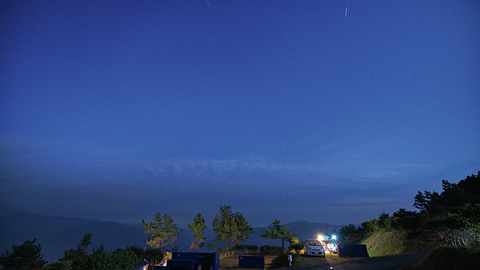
<box><xmin>360</xmin><ymin>231</ymin><xmax>434</xmax><ymax>257</ymax></box>
<box><xmin>0</xmin><ymin>212</ymin><xmax>344</xmax><ymax>263</ymax></box>
<box><xmin>0</xmin><ymin>212</ymin><xmax>148</xmax><ymax>263</ymax></box>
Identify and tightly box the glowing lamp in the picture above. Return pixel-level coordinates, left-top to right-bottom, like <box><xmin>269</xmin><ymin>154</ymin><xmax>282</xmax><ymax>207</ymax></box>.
<box><xmin>317</xmin><ymin>234</ymin><xmax>324</xmax><ymax>240</ymax></box>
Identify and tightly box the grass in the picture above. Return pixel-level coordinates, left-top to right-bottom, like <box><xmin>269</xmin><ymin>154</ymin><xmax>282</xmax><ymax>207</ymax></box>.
<box><xmin>361</xmin><ymin>231</ymin><xmax>480</xmax><ymax>269</ymax></box>
<box><xmin>362</xmin><ymin>231</ymin><xmax>434</xmax><ymax>257</ymax></box>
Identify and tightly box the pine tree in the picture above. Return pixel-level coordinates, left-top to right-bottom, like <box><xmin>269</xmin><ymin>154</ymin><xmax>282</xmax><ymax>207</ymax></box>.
<box><xmin>142</xmin><ymin>213</ymin><xmax>182</xmax><ymax>251</ymax></box>
<box><xmin>231</xmin><ymin>212</ymin><xmax>253</xmax><ymax>246</ymax></box>
<box><xmin>260</xmin><ymin>219</ymin><xmax>296</xmax><ymax>254</ymax></box>
<box><xmin>212</xmin><ymin>205</ymin><xmax>253</xmax><ymax>248</ymax></box>
<box><xmin>188</xmin><ymin>213</ymin><xmax>207</xmax><ymax>252</ymax></box>
<box><xmin>0</xmin><ymin>239</ymin><xmax>47</xmax><ymax>270</ymax></box>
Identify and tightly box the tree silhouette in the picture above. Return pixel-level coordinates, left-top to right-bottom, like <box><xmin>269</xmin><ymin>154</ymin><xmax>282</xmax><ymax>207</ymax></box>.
<box><xmin>260</xmin><ymin>219</ymin><xmax>296</xmax><ymax>254</ymax></box>
<box><xmin>142</xmin><ymin>213</ymin><xmax>182</xmax><ymax>252</ymax></box>
<box><xmin>0</xmin><ymin>239</ymin><xmax>47</xmax><ymax>270</ymax></box>
<box><xmin>188</xmin><ymin>213</ymin><xmax>207</xmax><ymax>252</ymax></box>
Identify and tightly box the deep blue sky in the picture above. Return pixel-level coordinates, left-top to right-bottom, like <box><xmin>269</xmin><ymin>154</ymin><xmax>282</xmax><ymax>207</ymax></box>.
<box><xmin>1</xmin><ymin>0</ymin><xmax>479</xmax><ymax>228</ymax></box>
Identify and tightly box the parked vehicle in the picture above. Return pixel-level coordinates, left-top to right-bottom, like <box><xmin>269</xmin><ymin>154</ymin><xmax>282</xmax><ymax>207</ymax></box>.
<box><xmin>321</xmin><ymin>239</ymin><xmax>338</xmax><ymax>254</ymax></box>
<box><xmin>304</xmin><ymin>239</ymin><xmax>325</xmax><ymax>257</ymax></box>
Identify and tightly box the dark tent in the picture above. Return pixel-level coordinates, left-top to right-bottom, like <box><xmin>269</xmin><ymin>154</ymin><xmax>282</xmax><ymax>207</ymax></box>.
<box><xmin>338</xmin><ymin>244</ymin><xmax>369</xmax><ymax>257</ymax></box>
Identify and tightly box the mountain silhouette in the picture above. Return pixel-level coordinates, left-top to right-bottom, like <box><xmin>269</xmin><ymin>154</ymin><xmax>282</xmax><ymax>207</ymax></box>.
<box><xmin>0</xmin><ymin>212</ymin><xmax>345</xmax><ymax>263</ymax></box>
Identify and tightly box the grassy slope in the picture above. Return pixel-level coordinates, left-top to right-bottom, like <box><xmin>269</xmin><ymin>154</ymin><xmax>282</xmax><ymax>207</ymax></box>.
<box><xmin>360</xmin><ymin>232</ymin><xmax>480</xmax><ymax>269</ymax></box>
<box><xmin>360</xmin><ymin>231</ymin><xmax>434</xmax><ymax>257</ymax></box>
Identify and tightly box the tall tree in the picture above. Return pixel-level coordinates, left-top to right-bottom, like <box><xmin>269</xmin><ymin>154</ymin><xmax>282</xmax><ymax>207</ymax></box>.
<box><xmin>212</xmin><ymin>205</ymin><xmax>235</xmax><ymax>248</ymax></box>
<box><xmin>231</xmin><ymin>212</ymin><xmax>253</xmax><ymax>246</ymax></box>
<box><xmin>260</xmin><ymin>219</ymin><xmax>296</xmax><ymax>254</ymax></box>
<box><xmin>142</xmin><ymin>213</ymin><xmax>182</xmax><ymax>251</ymax></box>
<box><xmin>78</xmin><ymin>232</ymin><xmax>93</xmax><ymax>255</ymax></box>
<box><xmin>0</xmin><ymin>239</ymin><xmax>47</xmax><ymax>270</ymax></box>
<box><xmin>188</xmin><ymin>213</ymin><xmax>207</xmax><ymax>252</ymax></box>
<box><xmin>212</xmin><ymin>205</ymin><xmax>253</xmax><ymax>248</ymax></box>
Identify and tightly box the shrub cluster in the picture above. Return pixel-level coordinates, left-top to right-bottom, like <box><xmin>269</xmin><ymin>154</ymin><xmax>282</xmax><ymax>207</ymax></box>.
<box><xmin>349</xmin><ymin>172</ymin><xmax>480</xmax><ymax>250</ymax></box>
<box><xmin>44</xmin><ymin>245</ymin><xmax>162</xmax><ymax>270</ymax></box>
<box><xmin>288</xmin><ymin>243</ymin><xmax>305</xmax><ymax>255</ymax></box>
<box><xmin>214</xmin><ymin>244</ymin><xmax>259</xmax><ymax>258</ymax></box>
<box><xmin>259</xmin><ymin>245</ymin><xmax>285</xmax><ymax>256</ymax></box>
<box><xmin>361</xmin><ymin>209</ymin><xmax>421</xmax><ymax>234</ymax></box>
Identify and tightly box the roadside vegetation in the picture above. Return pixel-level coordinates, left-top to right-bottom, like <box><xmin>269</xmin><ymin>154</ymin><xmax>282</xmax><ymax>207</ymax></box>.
<box><xmin>335</xmin><ymin>171</ymin><xmax>480</xmax><ymax>267</ymax></box>
<box><xmin>2</xmin><ymin>172</ymin><xmax>478</xmax><ymax>269</ymax></box>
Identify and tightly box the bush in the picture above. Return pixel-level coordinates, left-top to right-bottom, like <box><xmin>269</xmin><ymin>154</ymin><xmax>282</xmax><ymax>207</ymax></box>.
<box><xmin>259</xmin><ymin>245</ymin><xmax>285</xmax><ymax>256</ymax></box>
<box><xmin>54</xmin><ymin>245</ymin><xmax>156</xmax><ymax>270</ymax></box>
<box><xmin>144</xmin><ymin>247</ymin><xmax>164</xmax><ymax>268</ymax></box>
<box><xmin>288</xmin><ymin>243</ymin><xmax>304</xmax><ymax>255</ymax></box>
<box><xmin>44</xmin><ymin>260</ymin><xmax>73</xmax><ymax>270</ymax></box>
<box><xmin>0</xmin><ymin>239</ymin><xmax>47</xmax><ymax>270</ymax></box>
<box><xmin>339</xmin><ymin>224</ymin><xmax>365</xmax><ymax>244</ymax></box>
<box><xmin>234</xmin><ymin>244</ymin><xmax>259</xmax><ymax>255</ymax></box>
<box><xmin>362</xmin><ymin>220</ymin><xmax>379</xmax><ymax>232</ymax></box>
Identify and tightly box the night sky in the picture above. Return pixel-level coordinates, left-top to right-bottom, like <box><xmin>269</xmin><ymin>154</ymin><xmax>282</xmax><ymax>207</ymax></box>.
<box><xmin>1</xmin><ymin>0</ymin><xmax>479</xmax><ymax>228</ymax></box>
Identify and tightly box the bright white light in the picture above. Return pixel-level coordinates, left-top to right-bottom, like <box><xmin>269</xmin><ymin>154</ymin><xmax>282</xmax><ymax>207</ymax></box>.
<box><xmin>332</xmin><ymin>235</ymin><xmax>337</xmax><ymax>240</ymax></box>
<box><xmin>317</xmin><ymin>234</ymin><xmax>323</xmax><ymax>240</ymax></box>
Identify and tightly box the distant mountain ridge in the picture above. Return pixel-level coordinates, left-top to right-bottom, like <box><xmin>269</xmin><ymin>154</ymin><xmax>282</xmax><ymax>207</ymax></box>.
<box><xmin>0</xmin><ymin>211</ymin><xmax>345</xmax><ymax>264</ymax></box>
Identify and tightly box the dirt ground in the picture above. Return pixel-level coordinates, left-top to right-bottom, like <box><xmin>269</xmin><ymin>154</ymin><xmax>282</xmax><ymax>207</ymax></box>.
<box><xmin>289</xmin><ymin>252</ymin><xmax>429</xmax><ymax>270</ymax></box>
<box><xmin>220</xmin><ymin>252</ymin><xmax>429</xmax><ymax>270</ymax></box>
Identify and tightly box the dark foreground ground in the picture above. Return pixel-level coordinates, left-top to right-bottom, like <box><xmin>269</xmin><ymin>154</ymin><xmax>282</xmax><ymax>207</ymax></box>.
<box><xmin>289</xmin><ymin>252</ymin><xmax>429</xmax><ymax>270</ymax></box>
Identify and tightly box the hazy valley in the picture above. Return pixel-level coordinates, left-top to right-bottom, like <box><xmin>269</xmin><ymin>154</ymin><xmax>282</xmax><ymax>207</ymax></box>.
<box><xmin>0</xmin><ymin>211</ymin><xmax>344</xmax><ymax>263</ymax></box>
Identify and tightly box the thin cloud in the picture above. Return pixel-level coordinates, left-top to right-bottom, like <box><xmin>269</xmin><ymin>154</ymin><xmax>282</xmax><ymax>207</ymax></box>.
<box><xmin>0</xmin><ymin>134</ymin><xmax>448</xmax><ymax>225</ymax></box>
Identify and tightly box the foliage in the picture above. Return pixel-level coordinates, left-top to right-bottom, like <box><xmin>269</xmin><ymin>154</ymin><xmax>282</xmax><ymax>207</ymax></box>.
<box><xmin>232</xmin><ymin>244</ymin><xmax>259</xmax><ymax>255</ymax></box>
<box><xmin>60</xmin><ymin>248</ymin><xmax>84</xmax><ymax>262</ymax></box>
<box><xmin>53</xmin><ymin>244</ymin><xmax>153</xmax><ymax>270</ymax></box>
<box><xmin>422</xmin><ymin>204</ymin><xmax>480</xmax><ymax>249</ymax></box>
<box><xmin>288</xmin><ymin>235</ymin><xmax>302</xmax><ymax>245</ymax></box>
<box><xmin>212</xmin><ymin>205</ymin><xmax>235</xmax><ymax>248</ymax></box>
<box><xmin>338</xmin><ymin>223</ymin><xmax>365</xmax><ymax>244</ymax></box>
<box><xmin>412</xmin><ymin>172</ymin><xmax>480</xmax><ymax>249</ymax></box>
<box><xmin>288</xmin><ymin>243</ymin><xmax>304</xmax><ymax>255</ymax></box>
<box><xmin>142</xmin><ymin>212</ymin><xmax>182</xmax><ymax>251</ymax></box>
<box><xmin>231</xmin><ymin>212</ymin><xmax>254</xmax><ymax>246</ymax></box>
<box><xmin>287</xmin><ymin>235</ymin><xmax>303</xmax><ymax>254</ymax></box>
<box><xmin>144</xmin><ymin>247</ymin><xmax>164</xmax><ymax>268</ymax></box>
<box><xmin>260</xmin><ymin>219</ymin><xmax>296</xmax><ymax>254</ymax></box>
<box><xmin>214</xmin><ymin>244</ymin><xmax>259</xmax><ymax>258</ymax></box>
<box><xmin>115</xmin><ymin>245</ymin><xmax>145</xmax><ymax>270</ymax></box>
<box><xmin>413</xmin><ymin>172</ymin><xmax>480</xmax><ymax>215</ymax></box>
<box><xmin>44</xmin><ymin>260</ymin><xmax>73</xmax><ymax>270</ymax></box>
<box><xmin>361</xmin><ymin>171</ymin><xmax>480</xmax><ymax>253</ymax></box>
<box><xmin>78</xmin><ymin>232</ymin><xmax>92</xmax><ymax>255</ymax></box>
<box><xmin>259</xmin><ymin>245</ymin><xmax>286</xmax><ymax>256</ymax></box>
<box><xmin>0</xmin><ymin>239</ymin><xmax>47</xmax><ymax>270</ymax></box>
<box><xmin>212</xmin><ymin>205</ymin><xmax>253</xmax><ymax>248</ymax></box>
<box><xmin>188</xmin><ymin>213</ymin><xmax>207</xmax><ymax>252</ymax></box>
